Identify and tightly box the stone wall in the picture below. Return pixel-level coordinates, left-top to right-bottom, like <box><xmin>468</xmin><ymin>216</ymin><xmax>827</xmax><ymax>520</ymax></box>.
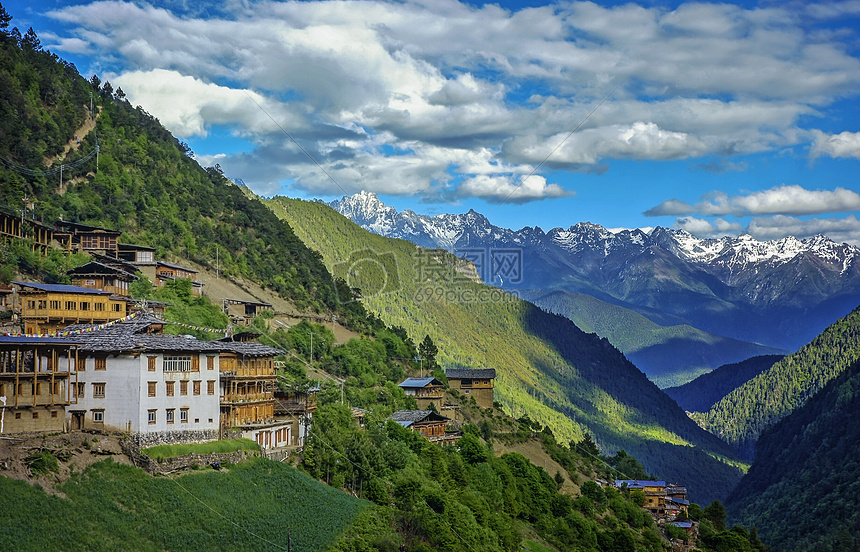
<box><xmin>129</xmin><ymin>429</ymin><xmax>219</xmax><ymax>448</ymax></box>
<box><xmin>121</xmin><ymin>437</ymin><xmax>261</xmax><ymax>475</ymax></box>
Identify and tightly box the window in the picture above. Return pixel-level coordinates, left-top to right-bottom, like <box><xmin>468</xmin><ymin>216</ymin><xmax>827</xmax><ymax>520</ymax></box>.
<box><xmin>207</xmin><ymin>356</ymin><xmax>215</xmax><ymax>370</ymax></box>
<box><xmin>17</xmin><ymin>383</ymin><xmax>23</xmax><ymax>396</ymax></box>
<box><xmin>26</xmin><ymin>300</ymin><xmax>36</xmax><ymax>310</ymax></box>
<box><xmin>194</xmin><ymin>418</ymin><xmax>199</xmax><ymax>424</ymax></box>
<box><xmin>80</xmin><ymin>302</ymin><xmax>91</xmax><ymax>311</ymax></box>
<box><xmin>180</xmin><ymin>381</ymin><xmax>188</xmax><ymax>396</ymax></box>
<box><xmin>49</xmin><ymin>300</ymin><xmax>60</xmax><ymax>309</ymax></box>
<box><xmin>52</xmin><ymin>381</ymin><xmax>60</xmax><ymax>395</ymax></box>
<box><xmin>180</xmin><ymin>408</ymin><xmax>189</xmax><ymax>423</ymax></box>
<box><xmin>35</xmin><ymin>383</ymin><xmax>42</xmax><ymax>395</ymax></box>
<box><xmin>32</xmin><ymin>412</ymin><xmax>39</xmax><ymax>419</ymax></box>
<box><xmin>207</xmin><ymin>380</ymin><xmax>215</xmax><ymax>395</ymax></box>
<box><xmin>112</xmin><ymin>303</ymin><xmax>122</xmax><ymax>312</ymax></box>
<box><xmin>95</xmin><ymin>357</ymin><xmax>106</xmax><ymax>371</ymax></box>
<box><xmin>93</xmin><ymin>383</ymin><xmax>106</xmax><ymax>398</ymax></box>
<box><xmin>147</xmin><ymin>381</ymin><xmax>156</xmax><ymax>397</ymax></box>
<box><xmin>65</xmin><ymin>301</ymin><xmax>77</xmax><ymax>310</ymax></box>
<box><xmin>193</xmin><ymin>381</ymin><xmax>201</xmax><ymax>395</ymax></box>
<box><xmin>93</xmin><ymin>410</ymin><xmax>104</xmax><ymax>423</ymax></box>
<box><xmin>37</xmin><ymin>300</ymin><xmax>46</xmax><ymax>310</ymax></box>
<box><xmin>166</xmin><ymin>409</ymin><xmax>175</xmax><ymax>424</ymax></box>
<box><xmin>51</xmin><ymin>411</ymin><xmax>58</xmax><ymax>418</ymax></box>
<box><xmin>138</xmin><ymin>251</ymin><xmax>153</xmax><ymax>263</ymax></box>
<box><xmin>148</xmin><ymin>356</ymin><xmax>157</xmax><ymax>371</ymax></box>
<box><xmin>163</xmin><ymin>356</ymin><xmax>192</xmax><ymax>372</ymax></box>
<box><xmin>85</xmin><ymin>279</ymin><xmax>96</xmax><ymax>286</ymax></box>
<box><xmin>166</xmin><ymin>381</ymin><xmax>175</xmax><ymax>397</ymax></box>
<box><xmin>75</xmin><ymin>383</ymin><xmax>85</xmax><ymax>398</ymax></box>
<box><xmin>94</xmin><ymin>302</ymin><xmax>105</xmax><ymax>311</ymax></box>
<box><xmin>192</xmin><ymin>356</ymin><xmax>200</xmax><ymax>371</ymax></box>
<box><xmin>14</xmin><ymin>412</ymin><xmax>21</xmax><ymax>419</ymax></box>
<box><xmin>148</xmin><ymin>410</ymin><xmax>156</xmax><ymax>424</ymax></box>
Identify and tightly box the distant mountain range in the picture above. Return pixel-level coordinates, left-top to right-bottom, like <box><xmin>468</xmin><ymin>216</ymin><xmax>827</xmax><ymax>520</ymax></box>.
<box><xmin>332</xmin><ymin>191</ymin><xmax>860</xmax><ymax>385</ymax></box>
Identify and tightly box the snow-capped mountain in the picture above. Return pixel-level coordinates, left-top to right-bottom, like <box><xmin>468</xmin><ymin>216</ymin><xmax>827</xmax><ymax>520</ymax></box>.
<box><xmin>331</xmin><ymin>191</ymin><xmax>860</xmax><ymax>352</ymax></box>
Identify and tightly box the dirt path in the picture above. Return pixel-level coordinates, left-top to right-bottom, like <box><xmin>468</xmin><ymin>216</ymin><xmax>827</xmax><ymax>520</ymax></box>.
<box><xmin>48</xmin><ymin>108</ymin><xmax>98</xmax><ymax>167</ymax></box>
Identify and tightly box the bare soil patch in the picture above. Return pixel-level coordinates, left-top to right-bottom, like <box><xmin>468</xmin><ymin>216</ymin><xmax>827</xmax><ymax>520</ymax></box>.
<box><xmin>0</xmin><ymin>431</ymin><xmax>131</xmax><ymax>496</ymax></box>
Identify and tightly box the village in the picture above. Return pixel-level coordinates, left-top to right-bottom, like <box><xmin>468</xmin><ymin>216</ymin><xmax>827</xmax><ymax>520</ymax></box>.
<box><xmin>1</xmin><ymin>209</ymin><xmax>698</xmax><ymax>546</ymax></box>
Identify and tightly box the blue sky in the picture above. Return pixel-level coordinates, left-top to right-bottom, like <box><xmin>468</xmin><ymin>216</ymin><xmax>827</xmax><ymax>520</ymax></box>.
<box><xmin>6</xmin><ymin>0</ymin><xmax>860</xmax><ymax>243</ymax></box>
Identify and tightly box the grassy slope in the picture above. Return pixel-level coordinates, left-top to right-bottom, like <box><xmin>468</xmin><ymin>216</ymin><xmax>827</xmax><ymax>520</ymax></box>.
<box><xmin>696</xmin><ymin>305</ymin><xmax>860</xmax><ymax>460</ymax></box>
<box><xmin>520</xmin><ymin>289</ymin><xmax>786</xmax><ymax>388</ymax></box>
<box><xmin>268</xmin><ymin>197</ymin><xmax>743</xmax><ymax>504</ymax></box>
<box><xmin>0</xmin><ymin>458</ymin><xmax>368</xmax><ymax>552</ymax></box>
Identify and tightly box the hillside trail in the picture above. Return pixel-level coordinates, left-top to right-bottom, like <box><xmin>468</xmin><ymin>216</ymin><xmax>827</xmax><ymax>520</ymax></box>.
<box><xmin>47</xmin><ymin>107</ymin><xmax>100</xmax><ymax>191</ymax></box>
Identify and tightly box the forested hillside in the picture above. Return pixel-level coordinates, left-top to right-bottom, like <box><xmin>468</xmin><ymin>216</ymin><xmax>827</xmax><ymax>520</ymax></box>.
<box><xmin>695</xmin><ymin>305</ymin><xmax>860</xmax><ymax>460</ymax></box>
<box><xmin>664</xmin><ymin>355</ymin><xmax>784</xmax><ymax>413</ymax></box>
<box><xmin>726</xmin><ymin>359</ymin><xmax>860</xmax><ymax>551</ymax></box>
<box><xmin>0</xmin><ymin>25</ymin><xmax>369</xmax><ymax>329</ymax></box>
<box><xmin>520</xmin><ymin>289</ymin><xmax>785</xmax><ymax>388</ymax></box>
<box><xmin>267</xmin><ymin>196</ymin><xmax>744</xmax><ymax>505</ymax></box>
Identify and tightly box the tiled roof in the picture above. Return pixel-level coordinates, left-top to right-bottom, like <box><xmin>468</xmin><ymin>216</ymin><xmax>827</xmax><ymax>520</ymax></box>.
<box><xmin>58</xmin><ymin>315</ymin><xmax>282</xmax><ymax>356</ymax></box>
<box><xmin>0</xmin><ymin>335</ymin><xmax>83</xmax><ymax>346</ymax></box>
<box><xmin>157</xmin><ymin>261</ymin><xmax>198</xmax><ymax>273</ymax></box>
<box><xmin>389</xmin><ymin>410</ymin><xmax>449</xmax><ymax>424</ymax></box>
<box><xmin>398</xmin><ymin>377</ymin><xmax>442</xmax><ymax>388</ymax></box>
<box><xmin>66</xmin><ymin>261</ymin><xmax>137</xmax><ymax>279</ymax></box>
<box><xmin>446</xmin><ymin>368</ymin><xmax>497</xmax><ymax>379</ymax></box>
<box><xmin>13</xmin><ymin>281</ymin><xmax>112</xmax><ymax>295</ymax></box>
<box><xmin>615</xmin><ymin>480</ymin><xmax>666</xmax><ymax>488</ymax></box>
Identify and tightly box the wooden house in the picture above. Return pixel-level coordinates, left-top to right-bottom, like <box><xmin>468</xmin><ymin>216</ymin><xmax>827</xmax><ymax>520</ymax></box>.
<box><xmin>273</xmin><ymin>385</ymin><xmax>318</xmax><ymax>448</ymax></box>
<box><xmin>398</xmin><ymin>377</ymin><xmax>445</xmax><ymax>409</ymax></box>
<box><xmin>218</xmin><ymin>340</ymin><xmax>290</xmax><ymax>450</ymax></box>
<box><xmin>117</xmin><ymin>243</ymin><xmax>156</xmax><ymax>264</ymax></box>
<box><xmin>54</xmin><ymin>220</ymin><xmax>121</xmax><ymax>255</ymax></box>
<box><xmin>136</xmin><ymin>261</ymin><xmax>203</xmax><ymax>295</ymax></box>
<box><xmin>0</xmin><ymin>209</ymin><xmax>57</xmax><ymax>253</ymax></box>
<box><xmin>616</xmin><ymin>480</ymin><xmax>667</xmax><ymax>512</ymax></box>
<box><xmin>389</xmin><ymin>409</ymin><xmax>460</xmax><ymax>445</ymax></box>
<box><xmin>223</xmin><ymin>298</ymin><xmax>273</xmax><ymax>326</ymax></box>
<box><xmin>67</xmin><ymin>261</ymin><xmax>138</xmax><ymax>297</ymax></box>
<box><xmin>13</xmin><ymin>281</ymin><xmax>128</xmax><ymax>335</ymax></box>
<box><xmin>446</xmin><ymin>368</ymin><xmax>496</xmax><ymax>409</ymax></box>
<box><xmin>0</xmin><ymin>336</ymin><xmax>79</xmax><ymax>434</ymax></box>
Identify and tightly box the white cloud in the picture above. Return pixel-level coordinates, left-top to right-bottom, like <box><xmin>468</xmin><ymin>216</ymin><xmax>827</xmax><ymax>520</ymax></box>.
<box><xmin>457</xmin><ymin>174</ymin><xmax>572</xmax><ymax>203</ymax></box>
<box><xmin>42</xmin><ymin>0</ymin><xmax>860</xmax><ymax>202</ymax></box>
<box><xmin>810</xmin><ymin>130</ymin><xmax>860</xmax><ymax>160</ymax></box>
<box><xmin>747</xmin><ymin>214</ymin><xmax>860</xmax><ymax>246</ymax></box>
<box><xmin>647</xmin><ymin>185</ymin><xmax>860</xmax><ymax>217</ymax></box>
<box><xmin>675</xmin><ymin>216</ymin><xmax>743</xmax><ymax>237</ymax></box>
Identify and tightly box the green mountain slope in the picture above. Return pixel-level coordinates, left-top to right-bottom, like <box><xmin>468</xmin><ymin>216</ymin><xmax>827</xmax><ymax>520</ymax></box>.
<box><xmin>0</xmin><ymin>33</ymin><xmax>370</xmax><ymax>329</ymax></box>
<box><xmin>520</xmin><ymin>289</ymin><xmax>786</xmax><ymax>388</ymax></box>
<box><xmin>267</xmin><ymin>196</ymin><xmax>744</xmax><ymax>504</ymax></box>
<box><xmin>0</xmin><ymin>459</ymin><xmax>368</xmax><ymax>552</ymax></box>
<box><xmin>725</xmin><ymin>359</ymin><xmax>860</xmax><ymax>551</ymax></box>
<box><xmin>695</xmin><ymin>305</ymin><xmax>860</xmax><ymax>460</ymax></box>
<box><xmin>664</xmin><ymin>355</ymin><xmax>784</xmax><ymax>413</ymax></box>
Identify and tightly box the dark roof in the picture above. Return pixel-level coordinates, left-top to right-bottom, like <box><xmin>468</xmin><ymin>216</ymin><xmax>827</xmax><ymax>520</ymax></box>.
<box><xmin>398</xmin><ymin>377</ymin><xmax>443</xmax><ymax>388</ymax></box>
<box><xmin>0</xmin><ymin>335</ymin><xmax>83</xmax><ymax>346</ymax></box>
<box><xmin>91</xmin><ymin>253</ymin><xmax>141</xmax><ymax>274</ymax></box>
<box><xmin>223</xmin><ymin>298</ymin><xmax>273</xmax><ymax>307</ymax></box>
<box><xmin>446</xmin><ymin>368</ymin><xmax>496</xmax><ymax>379</ymax></box>
<box><xmin>118</xmin><ymin>243</ymin><xmax>156</xmax><ymax>252</ymax></box>
<box><xmin>615</xmin><ymin>480</ymin><xmax>666</xmax><ymax>488</ymax></box>
<box><xmin>55</xmin><ymin>220</ymin><xmax>121</xmax><ymax>234</ymax></box>
<box><xmin>389</xmin><ymin>410</ymin><xmax>449</xmax><ymax>424</ymax></box>
<box><xmin>221</xmin><ymin>341</ymin><xmax>284</xmax><ymax>357</ymax></box>
<box><xmin>667</xmin><ymin>497</ymin><xmax>690</xmax><ymax>506</ymax></box>
<box><xmin>156</xmin><ymin>261</ymin><xmax>198</xmax><ymax>273</ymax></box>
<box><xmin>13</xmin><ymin>281</ymin><xmax>112</xmax><ymax>295</ymax></box>
<box><xmin>66</xmin><ymin>261</ymin><xmax>137</xmax><ymax>280</ymax></box>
